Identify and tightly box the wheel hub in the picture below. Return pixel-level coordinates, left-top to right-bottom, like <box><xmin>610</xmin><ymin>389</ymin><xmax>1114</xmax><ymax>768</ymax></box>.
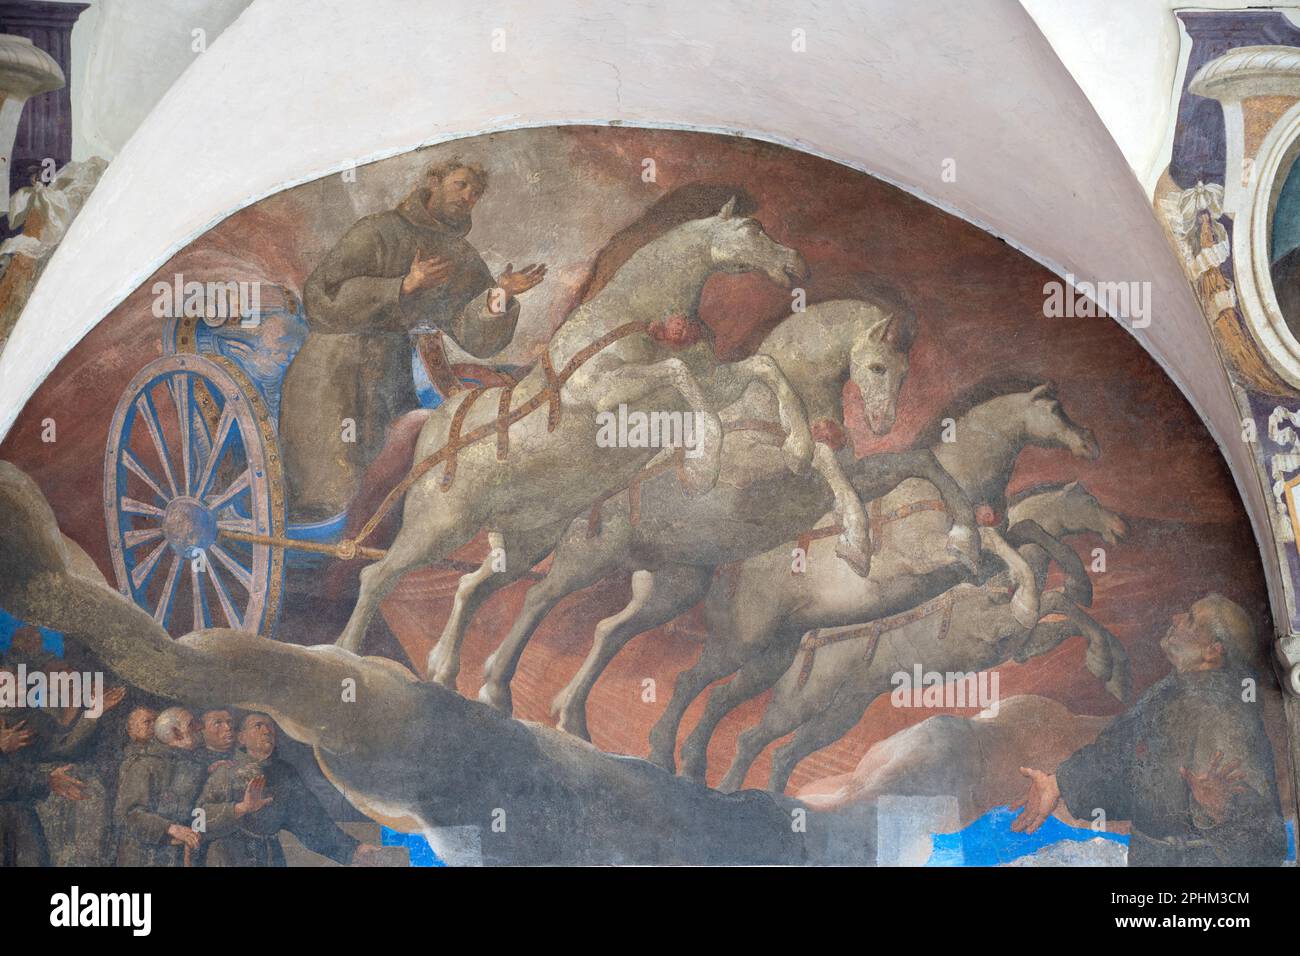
<box><xmin>162</xmin><ymin>496</ymin><xmax>218</xmax><ymax>558</ymax></box>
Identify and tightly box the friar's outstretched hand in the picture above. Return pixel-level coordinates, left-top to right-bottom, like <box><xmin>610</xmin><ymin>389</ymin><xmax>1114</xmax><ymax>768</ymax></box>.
<box><xmin>1010</xmin><ymin>766</ymin><xmax>1061</xmax><ymax>834</ymax></box>
<box><xmin>495</xmin><ymin>262</ymin><xmax>547</xmax><ymax>298</ymax></box>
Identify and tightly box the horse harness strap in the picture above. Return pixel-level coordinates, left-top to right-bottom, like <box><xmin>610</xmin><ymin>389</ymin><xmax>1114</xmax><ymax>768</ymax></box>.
<box><xmin>347</xmin><ymin>321</ymin><xmax>652</xmax><ymax>552</ymax></box>
<box><xmin>496</xmin><ymin>384</ymin><xmax>515</xmax><ymax>460</ymax></box>
<box><xmin>788</xmin><ymin>498</ymin><xmax>948</xmax><ymax>573</ymax></box>
<box><xmin>418</xmin><ymin>331</ymin><xmax>467</xmax><ymax>398</ymax></box>
<box><xmin>795</xmin><ymin>590</ymin><xmax>958</xmax><ymax>690</ymax></box>
<box><xmin>540</xmin><ymin>347</ymin><xmax>562</xmax><ymax>433</ymax></box>
<box><xmin>868</xmin><ymin>498</ymin><xmax>947</xmax><ymax>542</ymax></box>
<box><xmin>795</xmin><ymin>524</ymin><xmax>843</xmax><ymax>557</ymax></box>
<box><xmin>440</xmin><ymin>388</ymin><xmax>484</xmax><ymax>489</ymax></box>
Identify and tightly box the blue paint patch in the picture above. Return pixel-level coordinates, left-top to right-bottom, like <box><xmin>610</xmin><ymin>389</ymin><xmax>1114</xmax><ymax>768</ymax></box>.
<box><xmin>926</xmin><ymin>806</ymin><xmax>1128</xmax><ymax>867</ymax></box>
<box><xmin>411</xmin><ymin>349</ymin><xmax>444</xmax><ymax>410</ymax></box>
<box><xmin>0</xmin><ymin>608</ymin><xmax>64</xmax><ymax>657</ymax></box>
<box><xmin>0</xmin><ymin>606</ymin><xmax>22</xmax><ymax>649</ymax></box>
<box><xmin>381</xmin><ymin>827</ymin><xmax>445</xmax><ymax>867</ymax></box>
<box><xmin>38</xmin><ymin>629</ymin><xmax>63</xmax><ymax>656</ymax></box>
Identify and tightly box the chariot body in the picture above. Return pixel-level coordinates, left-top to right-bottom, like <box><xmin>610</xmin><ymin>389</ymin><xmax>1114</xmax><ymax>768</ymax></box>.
<box><xmin>102</xmin><ymin>288</ymin><xmax>513</xmax><ymax>638</ymax></box>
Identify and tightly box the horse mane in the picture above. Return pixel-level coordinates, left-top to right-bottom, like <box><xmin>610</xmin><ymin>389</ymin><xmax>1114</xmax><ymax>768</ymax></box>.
<box><xmin>1007</xmin><ymin>480</ymin><xmax>1078</xmax><ymax>508</ymax></box>
<box><xmin>572</xmin><ymin>183</ymin><xmax>759</xmax><ymax>308</ymax></box>
<box><xmin>738</xmin><ymin>274</ymin><xmax>919</xmax><ymax>359</ymax></box>
<box><xmin>913</xmin><ymin>376</ymin><xmax>1054</xmax><ymax>448</ymax></box>
<box><xmin>867</xmin><ymin>282</ymin><xmax>919</xmax><ymax>352</ymax></box>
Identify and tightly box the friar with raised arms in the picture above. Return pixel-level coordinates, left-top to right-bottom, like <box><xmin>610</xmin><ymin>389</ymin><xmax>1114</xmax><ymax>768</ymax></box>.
<box><xmin>279</xmin><ymin>158</ymin><xmax>547</xmax><ymax>518</ymax></box>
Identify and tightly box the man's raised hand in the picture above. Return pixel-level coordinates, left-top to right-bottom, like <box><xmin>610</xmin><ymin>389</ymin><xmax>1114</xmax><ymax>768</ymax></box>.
<box><xmin>0</xmin><ymin>718</ymin><xmax>32</xmax><ymax>755</ymax></box>
<box><xmin>495</xmin><ymin>262</ymin><xmax>547</xmax><ymax>298</ymax></box>
<box><xmin>1180</xmin><ymin>751</ymin><xmax>1249</xmax><ymax>824</ymax></box>
<box><xmin>1010</xmin><ymin>766</ymin><xmax>1061</xmax><ymax>834</ymax></box>
<box><xmin>235</xmin><ymin>774</ymin><xmax>273</xmax><ymax>817</ymax></box>
<box><xmin>402</xmin><ymin>250</ymin><xmax>455</xmax><ymax>296</ymax></box>
<box><xmin>49</xmin><ymin>764</ymin><xmax>88</xmax><ymax>801</ymax></box>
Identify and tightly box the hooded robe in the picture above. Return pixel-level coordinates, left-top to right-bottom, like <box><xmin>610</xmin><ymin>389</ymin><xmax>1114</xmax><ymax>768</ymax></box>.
<box><xmin>1055</xmin><ymin>667</ymin><xmax>1287</xmax><ymax>866</ymax></box>
<box><xmin>279</xmin><ymin>183</ymin><xmax>522</xmax><ymax>517</ymax></box>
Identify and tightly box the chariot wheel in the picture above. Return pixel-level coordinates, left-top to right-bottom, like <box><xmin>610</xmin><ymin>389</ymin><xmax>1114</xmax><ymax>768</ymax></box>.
<box><xmin>104</xmin><ymin>353</ymin><xmax>286</xmax><ymax>638</ymax></box>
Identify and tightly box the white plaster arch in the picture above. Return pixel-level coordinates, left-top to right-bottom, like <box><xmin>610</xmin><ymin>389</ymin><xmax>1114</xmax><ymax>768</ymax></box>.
<box><xmin>0</xmin><ymin>0</ymin><xmax>1281</xmax><ymax>633</ymax></box>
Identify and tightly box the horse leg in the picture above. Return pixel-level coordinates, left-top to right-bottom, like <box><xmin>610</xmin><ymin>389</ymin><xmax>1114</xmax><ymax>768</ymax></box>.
<box><xmin>479</xmin><ymin>518</ymin><xmax>628</xmax><ymax>714</ymax></box>
<box><xmin>583</xmin><ymin>357</ymin><xmax>725</xmax><ymax>493</ymax></box>
<box><xmin>707</xmin><ymin>354</ymin><xmax>814</xmax><ymax>475</ymax></box>
<box><xmin>813</xmin><ymin>442</ymin><xmax>872</xmax><ymax>578</ymax></box>
<box><xmin>1005</xmin><ymin>519</ymin><xmax>1091</xmax><ymax>606</ymax></box>
<box><xmin>719</xmin><ymin>626</ymin><xmax>875</xmax><ymax>793</ymax></box>
<box><xmin>848</xmin><ymin>448</ymin><xmax>979</xmax><ymax>572</ymax></box>
<box><xmin>647</xmin><ymin>617</ymin><xmax>755</xmax><ymax>773</ymax></box>
<box><xmin>1038</xmin><ymin>591</ymin><xmax>1131</xmax><ymax>702</ymax></box>
<box><xmin>552</xmin><ymin>564</ymin><xmax>711</xmax><ymax>741</ymax></box>
<box><xmin>336</xmin><ymin>494</ymin><xmax>466</xmax><ymax>652</ymax></box>
<box><xmin>679</xmin><ymin>630</ymin><xmax>804</xmax><ymax>783</ymax></box>
<box><xmin>978</xmin><ymin>527</ymin><xmax>1039</xmax><ymax>627</ymax></box>
<box><xmin>768</xmin><ymin>687</ymin><xmax>873</xmax><ymax>795</ymax></box>
<box><xmin>427</xmin><ymin>521</ymin><xmax>563</xmax><ymax>689</ymax></box>
<box><xmin>718</xmin><ymin>646</ymin><xmax>826</xmax><ymax>793</ymax></box>
<box><xmin>1014</xmin><ymin>616</ymin><xmax>1076</xmax><ymax>661</ymax></box>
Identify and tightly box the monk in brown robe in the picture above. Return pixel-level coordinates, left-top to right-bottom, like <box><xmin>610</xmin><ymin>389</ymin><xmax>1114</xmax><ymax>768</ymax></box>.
<box><xmin>279</xmin><ymin>159</ymin><xmax>546</xmax><ymax>518</ymax></box>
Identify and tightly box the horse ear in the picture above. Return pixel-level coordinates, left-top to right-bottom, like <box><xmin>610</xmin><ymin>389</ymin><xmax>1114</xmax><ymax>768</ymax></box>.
<box><xmin>1064</xmin><ymin>480</ymin><xmax>1079</xmax><ymax>492</ymax></box>
<box><xmin>718</xmin><ymin>196</ymin><xmax>738</xmax><ymax>220</ymax></box>
<box><xmin>1029</xmin><ymin>383</ymin><xmax>1055</xmax><ymax>401</ymax></box>
<box><xmin>869</xmin><ymin>313</ymin><xmax>904</xmax><ymax>348</ymax></box>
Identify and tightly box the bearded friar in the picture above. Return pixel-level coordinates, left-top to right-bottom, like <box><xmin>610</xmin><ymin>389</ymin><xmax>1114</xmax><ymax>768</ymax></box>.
<box><xmin>279</xmin><ymin>159</ymin><xmax>547</xmax><ymax>518</ymax></box>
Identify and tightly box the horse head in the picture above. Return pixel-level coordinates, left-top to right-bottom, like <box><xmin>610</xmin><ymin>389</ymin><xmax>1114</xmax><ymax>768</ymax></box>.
<box><xmin>850</xmin><ymin>302</ymin><xmax>916</xmax><ymax>436</ymax></box>
<box><xmin>1040</xmin><ymin>480</ymin><xmax>1128</xmax><ymax>543</ymax></box>
<box><xmin>1017</xmin><ymin>384</ymin><xmax>1100</xmax><ymax>461</ymax></box>
<box><xmin>705</xmin><ymin>196</ymin><xmax>809</xmax><ymax>289</ymax></box>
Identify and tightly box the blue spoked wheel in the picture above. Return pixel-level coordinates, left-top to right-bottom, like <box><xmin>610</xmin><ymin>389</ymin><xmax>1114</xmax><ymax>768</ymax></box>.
<box><xmin>103</xmin><ymin>354</ymin><xmax>285</xmax><ymax>638</ymax></box>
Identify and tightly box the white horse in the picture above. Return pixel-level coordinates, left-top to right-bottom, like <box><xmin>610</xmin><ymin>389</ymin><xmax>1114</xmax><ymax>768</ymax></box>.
<box><xmin>336</xmin><ymin>199</ymin><xmax>873</xmax><ymax>665</ymax></box>
<box><xmin>652</xmin><ymin>382</ymin><xmax>1101</xmax><ymax>779</ymax></box>
<box><xmin>720</xmin><ymin>480</ymin><xmax>1130</xmax><ymax>793</ymax></box>
<box><xmin>478</xmin><ymin>296</ymin><xmax>985</xmax><ymax>728</ymax></box>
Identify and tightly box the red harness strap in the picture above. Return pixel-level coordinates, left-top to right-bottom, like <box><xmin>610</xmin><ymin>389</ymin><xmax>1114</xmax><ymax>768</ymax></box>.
<box><xmin>417</xmin><ymin>332</ymin><xmax>466</xmax><ymax>398</ymax></box>
<box><xmin>496</xmin><ymin>384</ymin><xmax>515</xmax><ymax>460</ymax></box>
<box><xmin>795</xmin><ymin>524</ymin><xmax>843</xmax><ymax>559</ymax></box>
<box><xmin>868</xmin><ymin>498</ymin><xmax>947</xmax><ymax>541</ymax></box>
<box><xmin>439</xmin><ymin>388</ymin><xmax>485</xmax><ymax>491</ymax></box>
<box><xmin>795</xmin><ymin>590</ymin><xmax>957</xmax><ymax>689</ymax></box>
<box><xmin>540</xmin><ymin>348</ymin><xmax>563</xmax><ymax>432</ymax></box>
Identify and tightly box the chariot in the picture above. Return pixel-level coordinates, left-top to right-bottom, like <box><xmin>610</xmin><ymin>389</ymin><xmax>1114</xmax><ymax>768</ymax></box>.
<box><xmin>101</xmin><ymin>288</ymin><xmax>516</xmax><ymax>639</ymax></box>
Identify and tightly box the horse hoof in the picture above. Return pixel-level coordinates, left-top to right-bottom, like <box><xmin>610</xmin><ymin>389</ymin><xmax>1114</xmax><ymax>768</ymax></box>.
<box><xmin>716</xmin><ymin>772</ymin><xmax>744</xmax><ymax>794</ymax></box>
<box><xmin>1010</xmin><ymin>591</ymin><xmax>1039</xmax><ymax>629</ymax></box>
<box><xmin>679</xmin><ymin>746</ymin><xmax>708</xmax><ymax>782</ymax></box>
<box><xmin>554</xmin><ymin>709</ymin><xmax>591</xmax><ymax>742</ymax></box>
<box><xmin>1065</xmin><ymin>576</ymin><xmax>1094</xmax><ymax>607</ymax></box>
<box><xmin>835</xmin><ymin>537</ymin><xmax>872</xmax><ymax>578</ymax></box>
<box><xmin>782</xmin><ymin>434</ymin><xmax>814</xmax><ymax>475</ymax></box>
<box><xmin>945</xmin><ymin>525</ymin><xmax>980</xmax><ymax>574</ymax></box>
<box><xmin>430</xmin><ymin>663</ymin><xmax>460</xmax><ymax>690</ymax></box>
<box><xmin>476</xmin><ymin>682</ymin><xmax>512</xmax><ymax>715</ymax></box>
<box><xmin>647</xmin><ymin>745</ymin><xmax>676</xmax><ymax>775</ymax></box>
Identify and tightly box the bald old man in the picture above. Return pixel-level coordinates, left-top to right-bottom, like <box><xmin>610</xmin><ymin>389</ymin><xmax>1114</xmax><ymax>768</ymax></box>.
<box><xmin>1012</xmin><ymin>594</ymin><xmax>1287</xmax><ymax>866</ymax></box>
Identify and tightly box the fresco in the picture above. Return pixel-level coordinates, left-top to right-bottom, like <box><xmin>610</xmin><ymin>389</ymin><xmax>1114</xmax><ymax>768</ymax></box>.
<box><xmin>0</xmin><ymin>125</ymin><xmax>1292</xmax><ymax>866</ymax></box>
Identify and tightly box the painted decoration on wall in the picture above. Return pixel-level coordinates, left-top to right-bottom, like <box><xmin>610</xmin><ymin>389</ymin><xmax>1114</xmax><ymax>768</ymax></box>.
<box><xmin>1157</xmin><ymin>10</ymin><xmax>1300</xmax><ymax>683</ymax></box>
<box><xmin>0</xmin><ymin>125</ymin><xmax>1291</xmax><ymax>867</ymax></box>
